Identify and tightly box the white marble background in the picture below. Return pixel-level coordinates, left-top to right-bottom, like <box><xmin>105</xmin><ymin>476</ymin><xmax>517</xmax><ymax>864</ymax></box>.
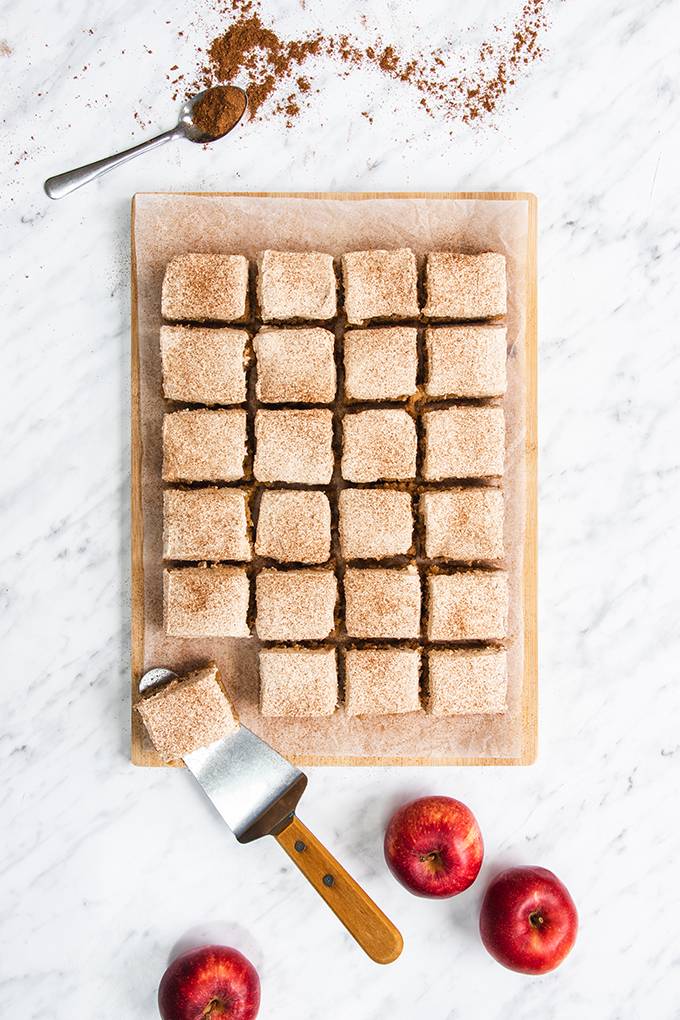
<box><xmin>1</xmin><ymin>1</ymin><xmax>679</xmax><ymax>1017</ymax></box>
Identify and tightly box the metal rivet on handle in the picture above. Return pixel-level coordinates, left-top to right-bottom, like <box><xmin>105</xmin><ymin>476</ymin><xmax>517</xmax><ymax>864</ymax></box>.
<box><xmin>294</xmin><ymin>840</ymin><xmax>306</xmax><ymax>853</ymax></box>
<box><xmin>323</xmin><ymin>874</ymin><xmax>334</xmax><ymax>887</ymax></box>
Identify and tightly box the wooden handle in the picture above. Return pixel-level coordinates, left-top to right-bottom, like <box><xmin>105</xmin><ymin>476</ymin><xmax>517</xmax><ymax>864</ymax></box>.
<box><xmin>275</xmin><ymin>816</ymin><xmax>403</xmax><ymax>964</ymax></box>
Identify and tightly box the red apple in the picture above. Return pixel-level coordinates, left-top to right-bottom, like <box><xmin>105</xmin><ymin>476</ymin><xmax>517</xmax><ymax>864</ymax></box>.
<box><xmin>479</xmin><ymin>866</ymin><xmax>578</xmax><ymax>974</ymax></box>
<box><xmin>384</xmin><ymin>795</ymin><xmax>484</xmax><ymax>897</ymax></box>
<box><xmin>158</xmin><ymin>945</ymin><xmax>260</xmax><ymax>1020</ymax></box>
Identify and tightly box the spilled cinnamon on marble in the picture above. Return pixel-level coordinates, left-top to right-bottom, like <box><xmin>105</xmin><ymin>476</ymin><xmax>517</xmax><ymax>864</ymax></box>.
<box><xmin>171</xmin><ymin>0</ymin><xmax>549</xmax><ymax>127</ymax></box>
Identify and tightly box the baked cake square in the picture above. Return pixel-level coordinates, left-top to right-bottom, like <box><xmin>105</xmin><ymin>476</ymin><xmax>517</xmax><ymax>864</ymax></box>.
<box><xmin>137</xmin><ymin>663</ymin><xmax>239</xmax><ymax>762</ymax></box>
<box><xmin>255</xmin><ymin>490</ymin><xmax>331</xmax><ymax>563</ymax></box>
<box><xmin>254</xmin><ymin>409</ymin><xmax>334</xmax><ymax>484</ymax></box>
<box><xmin>344</xmin><ymin>567</ymin><xmax>421</xmax><ymax>638</ymax></box>
<box><xmin>423</xmin><ymin>406</ymin><xmax>505</xmax><ymax>480</ymax></box>
<box><xmin>162</xmin><ymin>409</ymin><xmax>247</xmax><ymax>483</ymax></box>
<box><xmin>257</xmin><ymin>250</ymin><xmax>337</xmax><ymax>322</ymax></box>
<box><xmin>160</xmin><ymin>325</ymin><xmax>248</xmax><ymax>405</ymax></box>
<box><xmin>427</xmin><ymin>648</ymin><xmax>508</xmax><ymax>715</ymax></box>
<box><xmin>255</xmin><ymin>568</ymin><xmax>337</xmax><ymax>641</ymax></box>
<box><xmin>343</xmin><ymin>326</ymin><xmax>418</xmax><ymax>400</ymax></box>
<box><xmin>344</xmin><ymin>648</ymin><xmax>421</xmax><ymax>717</ymax></box>
<box><xmin>338</xmin><ymin>489</ymin><xmax>413</xmax><ymax>560</ymax></box>
<box><xmin>161</xmin><ymin>253</ymin><xmax>249</xmax><ymax>323</ymax></box>
<box><xmin>427</xmin><ymin>570</ymin><xmax>508</xmax><ymax>641</ymax></box>
<box><xmin>259</xmin><ymin>648</ymin><xmax>338</xmax><ymax>717</ymax></box>
<box><xmin>254</xmin><ymin>327</ymin><xmax>336</xmax><ymax>404</ymax></box>
<box><xmin>342</xmin><ymin>249</ymin><xmax>419</xmax><ymax>326</ymax></box>
<box><xmin>423</xmin><ymin>252</ymin><xmax>507</xmax><ymax>320</ymax></box>
<box><xmin>342</xmin><ymin>409</ymin><xmax>417</xmax><ymax>482</ymax></box>
<box><xmin>425</xmin><ymin>324</ymin><xmax>507</xmax><ymax>398</ymax></box>
<box><xmin>164</xmin><ymin>566</ymin><xmax>250</xmax><ymax>637</ymax></box>
<box><xmin>421</xmin><ymin>488</ymin><xmax>504</xmax><ymax>561</ymax></box>
<box><xmin>163</xmin><ymin>487</ymin><xmax>251</xmax><ymax>562</ymax></box>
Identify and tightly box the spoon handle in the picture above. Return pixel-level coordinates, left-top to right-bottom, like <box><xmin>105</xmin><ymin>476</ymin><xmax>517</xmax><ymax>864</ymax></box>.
<box><xmin>44</xmin><ymin>127</ymin><xmax>180</xmax><ymax>200</ymax></box>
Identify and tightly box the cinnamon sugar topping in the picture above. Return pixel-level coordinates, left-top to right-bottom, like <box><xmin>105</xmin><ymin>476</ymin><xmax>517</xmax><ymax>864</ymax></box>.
<box><xmin>427</xmin><ymin>570</ymin><xmax>509</xmax><ymax>642</ymax></box>
<box><xmin>428</xmin><ymin>648</ymin><xmax>508</xmax><ymax>716</ymax></box>
<box><xmin>164</xmin><ymin>566</ymin><xmax>250</xmax><ymax>637</ymax></box>
<box><xmin>162</xmin><ymin>253</ymin><xmax>249</xmax><ymax>323</ymax></box>
<box><xmin>137</xmin><ymin>663</ymin><xmax>240</xmax><ymax>762</ymax></box>
<box><xmin>344</xmin><ymin>648</ymin><xmax>421</xmax><ymax>717</ymax></box>
<box><xmin>344</xmin><ymin>567</ymin><xmax>421</xmax><ymax>640</ymax></box>
<box><xmin>259</xmin><ymin>648</ymin><xmax>338</xmax><ymax>718</ymax></box>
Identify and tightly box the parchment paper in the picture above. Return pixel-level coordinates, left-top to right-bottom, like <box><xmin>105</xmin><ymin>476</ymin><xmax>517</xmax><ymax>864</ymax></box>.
<box><xmin>132</xmin><ymin>193</ymin><xmax>530</xmax><ymax>762</ymax></box>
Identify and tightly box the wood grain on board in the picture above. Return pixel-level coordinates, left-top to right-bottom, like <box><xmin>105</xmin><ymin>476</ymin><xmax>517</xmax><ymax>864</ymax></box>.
<box><xmin>130</xmin><ymin>192</ymin><xmax>537</xmax><ymax>768</ymax></box>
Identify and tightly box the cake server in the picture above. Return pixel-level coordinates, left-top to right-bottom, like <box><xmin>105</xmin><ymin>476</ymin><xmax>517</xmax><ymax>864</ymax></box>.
<box><xmin>140</xmin><ymin>668</ymin><xmax>403</xmax><ymax>965</ymax></box>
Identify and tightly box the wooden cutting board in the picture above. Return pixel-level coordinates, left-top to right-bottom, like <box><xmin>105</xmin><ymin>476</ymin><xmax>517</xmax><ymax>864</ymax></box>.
<box><xmin>131</xmin><ymin>191</ymin><xmax>537</xmax><ymax>767</ymax></box>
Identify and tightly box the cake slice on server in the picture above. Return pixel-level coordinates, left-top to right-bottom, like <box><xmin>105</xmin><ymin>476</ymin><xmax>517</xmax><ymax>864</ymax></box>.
<box><xmin>136</xmin><ymin>663</ymin><xmax>402</xmax><ymax>965</ymax></box>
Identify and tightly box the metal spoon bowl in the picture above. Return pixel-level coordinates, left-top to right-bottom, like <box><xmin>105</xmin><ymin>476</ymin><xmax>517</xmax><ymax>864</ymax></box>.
<box><xmin>139</xmin><ymin>667</ymin><xmax>179</xmax><ymax>694</ymax></box>
<box><xmin>178</xmin><ymin>86</ymin><xmax>248</xmax><ymax>142</ymax></box>
<box><xmin>44</xmin><ymin>85</ymin><xmax>248</xmax><ymax>200</ymax></box>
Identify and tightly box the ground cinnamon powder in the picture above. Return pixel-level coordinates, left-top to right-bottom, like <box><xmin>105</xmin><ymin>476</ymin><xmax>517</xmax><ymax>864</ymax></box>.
<box><xmin>192</xmin><ymin>84</ymin><xmax>246</xmax><ymax>136</ymax></box>
<box><xmin>181</xmin><ymin>0</ymin><xmax>550</xmax><ymax>127</ymax></box>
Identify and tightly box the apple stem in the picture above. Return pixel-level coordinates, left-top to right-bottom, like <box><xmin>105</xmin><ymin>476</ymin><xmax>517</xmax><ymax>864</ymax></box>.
<box><xmin>202</xmin><ymin>999</ymin><xmax>225</xmax><ymax>1019</ymax></box>
<box><xmin>529</xmin><ymin>911</ymin><xmax>544</xmax><ymax>929</ymax></box>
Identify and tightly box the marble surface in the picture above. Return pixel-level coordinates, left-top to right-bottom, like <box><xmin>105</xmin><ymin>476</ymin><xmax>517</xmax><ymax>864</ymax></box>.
<box><xmin>2</xmin><ymin>0</ymin><xmax>679</xmax><ymax>1017</ymax></box>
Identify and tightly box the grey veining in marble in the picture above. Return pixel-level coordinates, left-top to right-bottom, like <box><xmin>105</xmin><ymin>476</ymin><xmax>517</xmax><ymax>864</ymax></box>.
<box><xmin>1</xmin><ymin>0</ymin><xmax>679</xmax><ymax>1017</ymax></box>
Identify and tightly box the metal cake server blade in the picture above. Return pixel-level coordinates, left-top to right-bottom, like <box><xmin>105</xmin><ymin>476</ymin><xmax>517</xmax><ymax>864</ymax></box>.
<box><xmin>139</xmin><ymin>668</ymin><xmax>403</xmax><ymax>964</ymax></box>
<box><xmin>184</xmin><ymin>726</ymin><xmax>308</xmax><ymax>843</ymax></box>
